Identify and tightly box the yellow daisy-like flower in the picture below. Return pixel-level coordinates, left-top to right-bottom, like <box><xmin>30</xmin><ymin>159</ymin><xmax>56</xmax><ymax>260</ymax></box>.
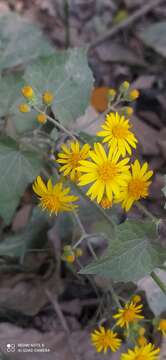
<box><xmin>97</xmin><ymin>112</ymin><xmax>137</xmax><ymax>157</ymax></box>
<box><xmin>121</xmin><ymin>344</ymin><xmax>160</xmax><ymax>360</ymax></box>
<box><xmin>78</xmin><ymin>142</ymin><xmax>130</xmax><ymax>203</ymax></box>
<box><xmin>115</xmin><ymin>160</ymin><xmax>153</xmax><ymax>211</ymax></box>
<box><xmin>158</xmin><ymin>319</ymin><xmax>166</xmax><ymax>336</ymax></box>
<box><xmin>113</xmin><ymin>301</ymin><xmax>144</xmax><ymax>328</ymax></box>
<box><xmin>91</xmin><ymin>326</ymin><xmax>121</xmax><ymax>353</ymax></box>
<box><xmin>33</xmin><ymin>176</ymin><xmax>78</xmax><ymax>215</ymax></box>
<box><xmin>57</xmin><ymin>141</ymin><xmax>90</xmax><ymax>182</ymax></box>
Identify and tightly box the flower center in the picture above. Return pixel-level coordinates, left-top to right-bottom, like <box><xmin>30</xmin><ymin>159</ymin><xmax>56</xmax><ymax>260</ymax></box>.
<box><xmin>112</xmin><ymin>125</ymin><xmax>129</xmax><ymax>139</ymax></box>
<box><xmin>42</xmin><ymin>194</ymin><xmax>60</xmax><ymax>213</ymax></box>
<box><xmin>98</xmin><ymin>162</ymin><xmax>117</xmax><ymax>183</ymax></box>
<box><xmin>135</xmin><ymin>355</ymin><xmax>146</xmax><ymax>360</ymax></box>
<box><xmin>100</xmin><ymin>334</ymin><xmax>111</xmax><ymax>347</ymax></box>
<box><xmin>70</xmin><ymin>153</ymin><xmax>81</xmax><ymax>168</ymax></box>
<box><xmin>123</xmin><ymin>309</ymin><xmax>136</xmax><ymax>323</ymax></box>
<box><xmin>159</xmin><ymin>320</ymin><xmax>166</xmax><ymax>331</ymax></box>
<box><xmin>128</xmin><ymin>179</ymin><xmax>146</xmax><ymax>200</ymax></box>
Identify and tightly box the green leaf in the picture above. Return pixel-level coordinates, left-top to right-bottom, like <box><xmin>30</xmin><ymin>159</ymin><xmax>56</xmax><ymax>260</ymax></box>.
<box><xmin>0</xmin><ymin>207</ymin><xmax>50</xmax><ymax>258</ymax></box>
<box><xmin>24</xmin><ymin>48</ymin><xmax>94</xmax><ymax>125</ymax></box>
<box><xmin>80</xmin><ymin>220</ymin><xmax>166</xmax><ymax>282</ymax></box>
<box><xmin>0</xmin><ymin>72</ymin><xmax>38</xmax><ymax>134</ymax></box>
<box><xmin>140</xmin><ymin>22</ymin><xmax>166</xmax><ymax>58</ymax></box>
<box><xmin>0</xmin><ymin>12</ymin><xmax>54</xmax><ymax>70</ymax></box>
<box><xmin>162</xmin><ymin>175</ymin><xmax>166</xmax><ymax>209</ymax></box>
<box><xmin>50</xmin><ymin>128</ymin><xmax>58</xmax><ymax>141</ymax></box>
<box><xmin>79</xmin><ymin>131</ymin><xmax>99</xmax><ymax>146</ymax></box>
<box><xmin>0</xmin><ymin>73</ymin><xmax>24</xmax><ymax>118</ymax></box>
<box><xmin>0</xmin><ymin>136</ymin><xmax>43</xmax><ymax>224</ymax></box>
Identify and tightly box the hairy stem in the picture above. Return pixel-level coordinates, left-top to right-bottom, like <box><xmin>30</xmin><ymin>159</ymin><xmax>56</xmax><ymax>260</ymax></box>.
<box><xmin>151</xmin><ymin>271</ymin><xmax>166</xmax><ymax>295</ymax></box>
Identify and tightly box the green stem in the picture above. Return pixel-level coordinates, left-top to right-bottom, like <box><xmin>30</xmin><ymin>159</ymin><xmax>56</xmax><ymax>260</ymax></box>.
<box><xmin>73</xmin><ymin>211</ymin><xmax>87</xmax><ymax>236</ymax></box>
<box><xmin>108</xmin><ymin>283</ymin><xmax>122</xmax><ymax>308</ymax></box>
<box><xmin>151</xmin><ymin>271</ymin><xmax>166</xmax><ymax>295</ymax></box>
<box><xmin>64</xmin><ymin>0</ymin><xmax>70</xmax><ymax>48</ymax></box>
<box><xmin>34</xmin><ymin>106</ymin><xmax>77</xmax><ymax>140</ymax></box>
<box><xmin>136</xmin><ymin>202</ymin><xmax>158</xmax><ymax>223</ymax></box>
<box><xmin>71</xmin><ymin>182</ymin><xmax>116</xmax><ymax>232</ymax></box>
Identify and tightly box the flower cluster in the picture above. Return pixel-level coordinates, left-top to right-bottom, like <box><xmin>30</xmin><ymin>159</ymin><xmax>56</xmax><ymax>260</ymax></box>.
<box><xmin>30</xmin><ymin>81</ymin><xmax>153</xmax><ymax>215</ymax></box>
<box><xmin>56</xmin><ymin>111</ymin><xmax>153</xmax><ymax>212</ymax></box>
<box><xmin>91</xmin><ymin>298</ymin><xmax>162</xmax><ymax>359</ymax></box>
<box><xmin>18</xmin><ymin>85</ymin><xmax>54</xmax><ymax>124</ymax></box>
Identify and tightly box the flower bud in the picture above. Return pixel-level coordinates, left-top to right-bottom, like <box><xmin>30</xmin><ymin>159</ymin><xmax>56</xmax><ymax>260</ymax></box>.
<box><xmin>42</xmin><ymin>91</ymin><xmax>54</xmax><ymax>105</ymax></box>
<box><xmin>18</xmin><ymin>103</ymin><xmax>31</xmax><ymax>113</ymax></box>
<box><xmin>121</xmin><ymin>106</ymin><xmax>133</xmax><ymax>117</ymax></box>
<box><xmin>132</xmin><ymin>295</ymin><xmax>142</xmax><ymax>304</ymax></box>
<box><xmin>108</xmin><ymin>88</ymin><xmax>116</xmax><ymax>101</ymax></box>
<box><xmin>36</xmin><ymin>113</ymin><xmax>47</xmax><ymax>124</ymax></box>
<box><xmin>128</xmin><ymin>89</ymin><xmax>140</xmax><ymax>101</ymax></box>
<box><xmin>120</xmin><ymin>81</ymin><xmax>130</xmax><ymax>92</ymax></box>
<box><xmin>22</xmin><ymin>86</ymin><xmax>34</xmax><ymax>99</ymax></box>
<box><xmin>75</xmin><ymin>248</ymin><xmax>83</xmax><ymax>257</ymax></box>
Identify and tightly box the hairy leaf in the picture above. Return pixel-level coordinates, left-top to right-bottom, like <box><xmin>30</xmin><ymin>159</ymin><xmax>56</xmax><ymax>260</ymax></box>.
<box><xmin>0</xmin><ymin>12</ymin><xmax>54</xmax><ymax>70</ymax></box>
<box><xmin>80</xmin><ymin>220</ymin><xmax>166</xmax><ymax>282</ymax></box>
<box><xmin>140</xmin><ymin>22</ymin><xmax>166</xmax><ymax>57</ymax></box>
<box><xmin>0</xmin><ymin>136</ymin><xmax>43</xmax><ymax>223</ymax></box>
<box><xmin>0</xmin><ymin>207</ymin><xmax>49</xmax><ymax>258</ymax></box>
<box><xmin>24</xmin><ymin>48</ymin><xmax>94</xmax><ymax>125</ymax></box>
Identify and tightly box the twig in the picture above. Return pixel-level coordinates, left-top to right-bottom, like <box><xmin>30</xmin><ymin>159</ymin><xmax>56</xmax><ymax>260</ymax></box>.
<box><xmin>151</xmin><ymin>271</ymin><xmax>166</xmax><ymax>295</ymax></box>
<box><xmin>89</xmin><ymin>0</ymin><xmax>165</xmax><ymax>49</ymax></box>
<box><xmin>45</xmin><ymin>288</ymin><xmax>70</xmax><ymax>334</ymax></box>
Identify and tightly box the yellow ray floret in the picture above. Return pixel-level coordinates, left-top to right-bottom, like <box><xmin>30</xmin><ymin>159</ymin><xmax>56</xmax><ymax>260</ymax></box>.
<box><xmin>121</xmin><ymin>343</ymin><xmax>160</xmax><ymax>360</ymax></box>
<box><xmin>113</xmin><ymin>301</ymin><xmax>144</xmax><ymax>328</ymax></box>
<box><xmin>91</xmin><ymin>326</ymin><xmax>121</xmax><ymax>353</ymax></box>
<box><xmin>57</xmin><ymin>141</ymin><xmax>90</xmax><ymax>182</ymax></box>
<box><xmin>115</xmin><ymin>160</ymin><xmax>153</xmax><ymax>211</ymax></box>
<box><xmin>33</xmin><ymin>176</ymin><xmax>78</xmax><ymax>215</ymax></box>
<box><xmin>78</xmin><ymin>142</ymin><xmax>130</xmax><ymax>203</ymax></box>
<box><xmin>97</xmin><ymin>112</ymin><xmax>137</xmax><ymax>157</ymax></box>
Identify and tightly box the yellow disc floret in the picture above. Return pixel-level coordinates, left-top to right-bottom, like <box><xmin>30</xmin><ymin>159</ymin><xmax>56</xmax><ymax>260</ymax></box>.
<box><xmin>22</xmin><ymin>86</ymin><xmax>34</xmax><ymax>99</ymax></box>
<box><xmin>18</xmin><ymin>103</ymin><xmax>30</xmax><ymax>113</ymax></box>
<box><xmin>128</xmin><ymin>89</ymin><xmax>140</xmax><ymax>101</ymax></box>
<box><xmin>42</xmin><ymin>91</ymin><xmax>54</xmax><ymax>105</ymax></box>
<box><xmin>36</xmin><ymin>113</ymin><xmax>47</xmax><ymax>124</ymax></box>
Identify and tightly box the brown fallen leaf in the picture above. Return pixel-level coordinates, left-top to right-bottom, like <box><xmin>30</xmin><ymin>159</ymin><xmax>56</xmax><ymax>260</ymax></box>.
<box><xmin>12</xmin><ymin>205</ymin><xmax>32</xmax><ymax>232</ymax></box>
<box><xmin>157</xmin><ymin>128</ymin><xmax>166</xmax><ymax>159</ymax></box>
<box><xmin>96</xmin><ymin>42</ymin><xmax>145</xmax><ymax>66</ymax></box>
<box><xmin>131</xmin><ymin>116</ymin><xmax>160</xmax><ymax>156</ymax></box>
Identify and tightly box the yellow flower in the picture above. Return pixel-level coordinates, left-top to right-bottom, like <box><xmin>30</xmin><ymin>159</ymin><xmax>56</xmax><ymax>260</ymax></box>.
<box><xmin>113</xmin><ymin>301</ymin><xmax>144</xmax><ymax>328</ymax></box>
<box><xmin>18</xmin><ymin>103</ymin><xmax>30</xmax><ymax>113</ymax></box>
<box><xmin>36</xmin><ymin>113</ymin><xmax>47</xmax><ymax>124</ymax></box>
<box><xmin>115</xmin><ymin>160</ymin><xmax>153</xmax><ymax>211</ymax></box>
<box><xmin>97</xmin><ymin>112</ymin><xmax>137</xmax><ymax>157</ymax></box>
<box><xmin>57</xmin><ymin>141</ymin><xmax>90</xmax><ymax>182</ymax></box>
<box><xmin>137</xmin><ymin>336</ymin><xmax>148</xmax><ymax>347</ymax></box>
<box><xmin>121</xmin><ymin>344</ymin><xmax>160</xmax><ymax>360</ymax></box>
<box><xmin>22</xmin><ymin>86</ymin><xmax>34</xmax><ymax>99</ymax></box>
<box><xmin>78</xmin><ymin>143</ymin><xmax>130</xmax><ymax>203</ymax></box>
<box><xmin>100</xmin><ymin>196</ymin><xmax>112</xmax><ymax>209</ymax></box>
<box><xmin>91</xmin><ymin>326</ymin><xmax>121</xmax><ymax>353</ymax></box>
<box><xmin>158</xmin><ymin>319</ymin><xmax>166</xmax><ymax>336</ymax></box>
<box><xmin>33</xmin><ymin>176</ymin><xmax>78</xmax><ymax>215</ymax></box>
<box><xmin>42</xmin><ymin>91</ymin><xmax>54</xmax><ymax>105</ymax></box>
<box><xmin>75</xmin><ymin>248</ymin><xmax>83</xmax><ymax>257</ymax></box>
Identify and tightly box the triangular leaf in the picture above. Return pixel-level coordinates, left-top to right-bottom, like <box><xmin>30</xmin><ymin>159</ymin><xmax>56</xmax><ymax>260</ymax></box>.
<box><xmin>80</xmin><ymin>220</ymin><xmax>166</xmax><ymax>282</ymax></box>
<box><xmin>0</xmin><ymin>207</ymin><xmax>50</xmax><ymax>258</ymax></box>
<box><xmin>0</xmin><ymin>136</ymin><xmax>43</xmax><ymax>223</ymax></box>
<box><xmin>0</xmin><ymin>12</ymin><xmax>54</xmax><ymax>70</ymax></box>
<box><xmin>24</xmin><ymin>48</ymin><xmax>94</xmax><ymax>125</ymax></box>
